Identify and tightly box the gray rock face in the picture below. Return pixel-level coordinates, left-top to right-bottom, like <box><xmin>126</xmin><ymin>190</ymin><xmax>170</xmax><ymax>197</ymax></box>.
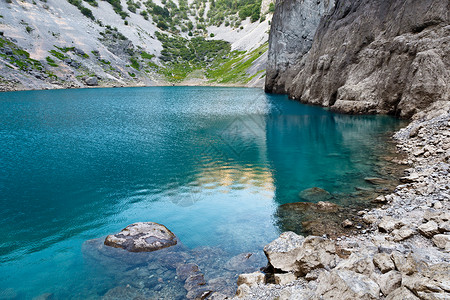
<box><xmin>265</xmin><ymin>0</ymin><xmax>335</xmax><ymax>94</ymax></box>
<box><xmin>316</xmin><ymin>269</ymin><xmax>380</xmax><ymax>300</ymax></box>
<box><xmin>104</xmin><ymin>222</ymin><xmax>177</xmax><ymax>252</ymax></box>
<box><xmin>263</xmin><ymin>231</ymin><xmax>305</xmax><ymax>272</ymax></box>
<box><xmin>84</xmin><ymin>76</ymin><xmax>98</xmax><ymax>86</ymax></box>
<box><xmin>266</xmin><ymin>0</ymin><xmax>449</xmax><ymax>118</ymax></box>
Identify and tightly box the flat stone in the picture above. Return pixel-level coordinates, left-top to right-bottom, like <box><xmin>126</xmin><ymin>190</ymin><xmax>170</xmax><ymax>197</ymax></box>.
<box><xmin>378</xmin><ymin>270</ymin><xmax>402</xmax><ymax>296</ymax></box>
<box><xmin>176</xmin><ymin>263</ymin><xmax>199</xmax><ymax>281</ymax></box>
<box><xmin>373</xmin><ymin>253</ymin><xmax>395</xmax><ymax>273</ymax></box>
<box><xmin>295</xmin><ymin>236</ymin><xmax>338</xmax><ymax>276</ymax></box>
<box><xmin>391</xmin><ymin>252</ymin><xmax>417</xmax><ymax>275</ymax></box>
<box><xmin>378</xmin><ymin>217</ymin><xmax>404</xmax><ymax>233</ymax></box>
<box><xmin>274</xmin><ymin>273</ymin><xmax>296</xmax><ymax>285</ymax></box>
<box><xmin>336</xmin><ymin>253</ymin><xmax>375</xmax><ymax>276</ymax></box>
<box><xmin>432</xmin><ymin>234</ymin><xmax>450</xmax><ymax>250</ymax></box>
<box><xmin>386</xmin><ymin>287</ymin><xmax>420</xmax><ymax>299</ymax></box>
<box><xmin>237</xmin><ymin>272</ymin><xmax>265</xmax><ymax>286</ymax></box>
<box><xmin>298</xmin><ymin>187</ymin><xmax>333</xmax><ymax>202</ymax></box>
<box><xmin>341</xmin><ymin>219</ymin><xmax>353</xmax><ymax>228</ymax></box>
<box><xmin>316</xmin><ymin>269</ymin><xmax>380</xmax><ymax>300</ymax></box>
<box><xmin>438</xmin><ymin>221</ymin><xmax>450</xmax><ymax>233</ymax></box>
<box><xmin>418</xmin><ymin>220</ymin><xmax>439</xmax><ymax>238</ymax></box>
<box><xmin>104</xmin><ymin>222</ymin><xmax>177</xmax><ymax>252</ymax></box>
<box><xmin>392</xmin><ymin>227</ymin><xmax>415</xmax><ymax>242</ymax></box>
<box><xmin>364</xmin><ymin>177</ymin><xmax>389</xmax><ymax>185</ymax></box>
<box><xmin>184</xmin><ymin>273</ymin><xmax>206</xmax><ymax>291</ymax></box>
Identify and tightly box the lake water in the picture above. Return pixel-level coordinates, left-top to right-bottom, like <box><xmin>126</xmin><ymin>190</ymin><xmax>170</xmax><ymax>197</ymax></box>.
<box><xmin>0</xmin><ymin>87</ymin><xmax>403</xmax><ymax>299</ymax></box>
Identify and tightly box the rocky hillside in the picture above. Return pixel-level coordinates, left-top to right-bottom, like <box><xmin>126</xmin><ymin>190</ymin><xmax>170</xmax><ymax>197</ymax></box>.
<box><xmin>0</xmin><ymin>0</ymin><xmax>274</xmax><ymax>91</ymax></box>
<box><xmin>266</xmin><ymin>0</ymin><xmax>449</xmax><ymax>118</ymax></box>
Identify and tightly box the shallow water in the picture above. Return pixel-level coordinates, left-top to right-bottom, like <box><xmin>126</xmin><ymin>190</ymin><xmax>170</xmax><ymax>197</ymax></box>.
<box><xmin>0</xmin><ymin>87</ymin><xmax>404</xmax><ymax>299</ymax></box>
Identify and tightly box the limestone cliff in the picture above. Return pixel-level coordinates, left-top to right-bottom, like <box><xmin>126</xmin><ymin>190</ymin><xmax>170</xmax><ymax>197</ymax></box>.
<box><xmin>266</xmin><ymin>0</ymin><xmax>449</xmax><ymax>118</ymax></box>
<box><xmin>265</xmin><ymin>0</ymin><xmax>335</xmax><ymax>94</ymax></box>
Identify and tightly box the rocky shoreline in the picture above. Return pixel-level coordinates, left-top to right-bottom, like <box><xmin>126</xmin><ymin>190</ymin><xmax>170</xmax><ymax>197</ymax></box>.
<box><xmin>231</xmin><ymin>103</ymin><xmax>450</xmax><ymax>299</ymax></box>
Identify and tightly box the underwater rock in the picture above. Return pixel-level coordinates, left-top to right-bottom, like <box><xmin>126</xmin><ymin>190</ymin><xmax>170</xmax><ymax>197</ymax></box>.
<box><xmin>298</xmin><ymin>187</ymin><xmax>333</xmax><ymax>202</ymax></box>
<box><xmin>104</xmin><ymin>222</ymin><xmax>177</xmax><ymax>252</ymax></box>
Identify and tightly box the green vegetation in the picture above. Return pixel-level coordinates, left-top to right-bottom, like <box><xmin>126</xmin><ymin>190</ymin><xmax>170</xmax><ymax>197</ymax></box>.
<box><xmin>0</xmin><ymin>37</ymin><xmax>47</xmax><ymax>72</ymax></box>
<box><xmin>130</xmin><ymin>57</ymin><xmax>140</xmax><ymax>70</ymax></box>
<box><xmin>46</xmin><ymin>56</ymin><xmax>58</xmax><ymax>67</ymax></box>
<box><xmin>105</xmin><ymin>0</ymin><xmax>129</xmax><ymax>19</ymax></box>
<box><xmin>49</xmin><ymin>50</ymin><xmax>68</xmax><ymax>60</ymax></box>
<box><xmin>140</xmin><ymin>51</ymin><xmax>155</xmax><ymax>60</ymax></box>
<box><xmin>67</xmin><ymin>0</ymin><xmax>95</xmax><ymax>20</ymax></box>
<box><xmin>206</xmin><ymin>42</ymin><xmax>268</xmax><ymax>83</ymax></box>
<box><xmin>56</xmin><ymin>46</ymin><xmax>76</xmax><ymax>53</ymax></box>
<box><xmin>154</xmin><ymin>32</ymin><xmax>266</xmax><ymax>83</ymax></box>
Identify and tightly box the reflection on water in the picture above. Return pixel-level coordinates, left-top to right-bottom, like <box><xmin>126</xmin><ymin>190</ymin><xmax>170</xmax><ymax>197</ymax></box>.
<box><xmin>0</xmin><ymin>87</ymin><xmax>403</xmax><ymax>299</ymax></box>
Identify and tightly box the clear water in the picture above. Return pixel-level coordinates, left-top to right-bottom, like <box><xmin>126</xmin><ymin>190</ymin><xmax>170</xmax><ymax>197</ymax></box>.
<box><xmin>0</xmin><ymin>87</ymin><xmax>403</xmax><ymax>299</ymax></box>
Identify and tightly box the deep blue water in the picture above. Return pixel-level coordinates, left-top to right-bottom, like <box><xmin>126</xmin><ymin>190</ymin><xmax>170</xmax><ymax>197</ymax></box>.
<box><xmin>0</xmin><ymin>87</ymin><xmax>402</xmax><ymax>299</ymax></box>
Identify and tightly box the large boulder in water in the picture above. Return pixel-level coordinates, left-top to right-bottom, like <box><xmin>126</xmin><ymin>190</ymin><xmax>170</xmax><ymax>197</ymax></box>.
<box><xmin>104</xmin><ymin>222</ymin><xmax>177</xmax><ymax>252</ymax></box>
<box><xmin>298</xmin><ymin>187</ymin><xmax>333</xmax><ymax>202</ymax></box>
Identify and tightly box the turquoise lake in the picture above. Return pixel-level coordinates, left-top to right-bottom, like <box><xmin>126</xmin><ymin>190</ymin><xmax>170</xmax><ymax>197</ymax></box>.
<box><xmin>0</xmin><ymin>87</ymin><xmax>403</xmax><ymax>299</ymax></box>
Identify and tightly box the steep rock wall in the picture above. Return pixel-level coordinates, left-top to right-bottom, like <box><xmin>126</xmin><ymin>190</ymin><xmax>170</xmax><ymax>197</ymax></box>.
<box><xmin>265</xmin><ymin>0</ymin><xmax>335</xmax><ymax>94</ymax></box>
<box><xmin>267</xmin><ymin>0</ymin><xmax>449</xmax><ymax>118</ymax></box>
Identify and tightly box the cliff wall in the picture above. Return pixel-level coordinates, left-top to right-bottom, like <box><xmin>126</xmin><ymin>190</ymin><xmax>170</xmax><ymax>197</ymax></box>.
<box><xmin>266</xmin><ymin>0</ymin><xmax>449</xmax><ymax>118</ymax></box>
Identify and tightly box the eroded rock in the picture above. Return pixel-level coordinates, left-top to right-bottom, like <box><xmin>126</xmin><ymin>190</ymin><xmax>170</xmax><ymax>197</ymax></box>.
<box><xmin>104</xmin><ymin>222</ymin><xmax>177</xmax><ymax>252</ymax></box>
<box><xmin>316</xmin><ymin>270</ymin><xmax>380</xmax><ymax>300</ymax></box>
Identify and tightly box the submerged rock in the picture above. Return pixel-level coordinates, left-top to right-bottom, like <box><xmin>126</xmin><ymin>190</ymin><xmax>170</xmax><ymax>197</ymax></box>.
<box><xmin>104</xmin><ymin>222</ymin><xmax>177</xmax><ymax>252</ymax></box>
<box><xmin>298</xmin><ymin>187</ymin><xmax>333</xmax><ymax>202</ymax></box>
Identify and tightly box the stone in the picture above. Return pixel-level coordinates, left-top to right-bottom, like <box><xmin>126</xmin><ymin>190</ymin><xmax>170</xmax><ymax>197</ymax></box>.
<box><xmin>102</xmin><ymin>285</ymin><xmax>144</xmax><ymax>299</ymax></box>
<box><xmin>438</xmin><ymin>221</ymin><xmax>450</xmax><ymax>233</ymax></box>
<box><xmin>298</xmin><ymin>187</ymin><xmax>333</xmax><ymax>202</ymax></box>
<box><xmin>336</xmin><ymin>253</ymin><xmax>375</xmax><ymax>276</ymax></box>
<box><xmin>372</xmin><ymin>195</ymin><xmax>387</xmax><ymax>203</ymax></box>
<box><xmin>386</xmin><ymin>287</ymin><xmax>420</xmax><ymax>300</ymax></box>
<box><xmin>263</xmin><ymin>232</ymin><xmax>305</xmax><ymax>272</ymax></box>
<box><xmin>378</xmin><ymin>270</ymin><xmax>402</xmax><ymax>296</ymax></box>
<box><xmin>186</xmin><ymin>288</ymin><xmax>213</xmax><ymax>300</ymax></box>
<box><xmin>364</xmin><ymin>177</ymin><xmax>389</xmax><ymax>185</ymax></box>
<box><xmin>362</xmin><ymin>214</ymin><xmax>377</xmax><ymax>225</ymax></box>
<box><xmin>274</xmin><ymin>273</ymin><xmax>297</xmax><ymax>285</ymax></box>
<box><xmin>224</xmin><ymin>252</ymin><xmax>260</xmax><ymax>273</ymax></box>
<box><xmin>184</xmin><ymin>273</ymin><xmax>206</xmax><ymax>291</ymax></box>
<box><xmin>104</xmin><ymin>222</ymin><xmax>177</xmax><ymax>252</ymax></box>
<box><xmin>391</xmin><ymin>252</ymin><xmax>417</xmax><ymax>275</ymax></box>
<box><xmin>304</xmin><ymin>268</ymin><xmax>323</xmax><ymax>281</ymax></box>
<box><xmin>401</xmin><ymin>263</ymin><xmax>449</xmax><ymax>298</ymax></box>
<box><xmin>373</xmin><ymin>253</ymin><xmax>395</xmax><ymax>273</ymax></box>
<box><xmin>316</xmin><ymin>269</ymin><xmax>380</xmax><ymax>300</ymax></box>
<box><xmin>235</xmin><ymin>284</ymin><xmax>251</xmax><ymax>298</ymax></box>
<box><xmin>392</xmin><ymin>227</ymin><xmax>415</xmax><ymax>242</ymax></box>
<box><xmin>176</xmin><ymin>263</ymin><xmax>199</xmax><ymax>281</ymax></box>
<box><xmin>295</xmin><ymin>236</ymin><xmax>338</xmax><ymax>276</ymax></box>
<box><xmin>236</xmin><ymin>272</ymin><xmax>265</xmax><ymax>286</ymax></box>
<box><xmin>84</xmin><ymin>76</ymin><xmax>98</xmax><ymax>86</ymax></box>
<box><xmin>418</xmin><ymin>220</ymin><xmax>439</xmax><ymax>238</ymax></box>
<box><xmin>432</xmin><ymin>234</ymin><xmax>450</xmax><ymax>250</ymax></box>
<box><xmin>341</xmin><ymin>219</ymin><xmax>353</xmax><ymax>228</ymax></box>
<box><xmin>378</xmin><ymin>217</ymin><xmax>404</xmax><ymax>233</ymax></box>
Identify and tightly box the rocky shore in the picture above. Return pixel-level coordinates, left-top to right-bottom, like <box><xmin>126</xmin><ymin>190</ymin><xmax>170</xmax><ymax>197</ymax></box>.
<box><xmin>232</xmin><ymin>103</ymin><xmax>450</xmax><ymax>299</ymax></box>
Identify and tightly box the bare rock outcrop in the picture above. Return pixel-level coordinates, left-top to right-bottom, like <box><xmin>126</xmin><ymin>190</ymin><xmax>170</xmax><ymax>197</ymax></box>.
<box><xmin>266</xmin><ymin>0</ymin><xmax>449</xmax><ymax>118</ymax></box>
<box><xmin>104</xmin><ymin>222</ymin><xmax>177</xmax><ymax>252</ymax></box>
<box><xmin>265</xmin><ymin>0</ymin><xmax>335</xmax><ymax>94</ymax></box>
